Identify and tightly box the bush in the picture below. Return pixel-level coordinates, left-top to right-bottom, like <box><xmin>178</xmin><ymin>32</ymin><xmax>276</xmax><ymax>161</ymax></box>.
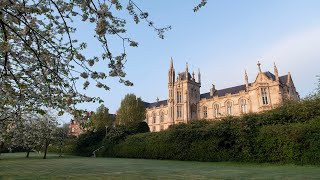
<box><xmin>75</xmin><ymin>128</ymin><xmax>106</xmax><ymax>156</ymax></box>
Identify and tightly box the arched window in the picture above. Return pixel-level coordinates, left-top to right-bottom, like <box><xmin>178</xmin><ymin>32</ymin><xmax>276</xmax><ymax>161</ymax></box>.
<box><xmin>203</xmin><ymin>106</ymin><xmax>207</xmax><ymax>118</ymax></box>
<box><xmin>214</xmin><ymin>104</ymin><xmax>219</xmax><ymax>118</ymax></box>
<box><xmin>152</xmin><ymin>112</ymin><xmax>156</xmax><ymax>124</ymax></box>
<box><xmin>241</xmin><ymin>99</ymin><xmax>247</xmax><ymax>114</ymax></box>
<box><xmin>226</xmin><ymin>102</ymin><xmax>232</xmax><ymax>116</ymax></box>
<box><xmin>160</xmin><ymin>111</ymin><xmax>164</xmax><ymax>123</ymax></box>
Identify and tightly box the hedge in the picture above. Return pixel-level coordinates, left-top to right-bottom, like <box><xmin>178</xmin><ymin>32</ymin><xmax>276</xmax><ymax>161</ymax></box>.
<box><xmin>100</xmin><ymin>98</ymin><xmax>320</xmax><ymax>165</ymax></box>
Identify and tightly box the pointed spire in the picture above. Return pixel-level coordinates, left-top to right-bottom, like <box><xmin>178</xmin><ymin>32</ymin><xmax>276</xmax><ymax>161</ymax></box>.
<box><xmin>245</xmin><ymin>70</ymin><xmax>249</xmax><ymax>90</ymax></box>
<box><xmin>274</xmin><ymin>62</ymin><xmax>279</xmax><ymax>81</ymax></box>
<box><xmin>168</xmin><ymin>57</ymin><xmax>175</xmax><ymax>84</ymax></box>
<box><xmin>257</xmin><ymin>61</ymin><xmax>262</xmax><ymax>73</ymax></box>
<box><xmin>198</xmin><ymin>68</ymin><xmax>201</xmax><ymax>84</ymax></box>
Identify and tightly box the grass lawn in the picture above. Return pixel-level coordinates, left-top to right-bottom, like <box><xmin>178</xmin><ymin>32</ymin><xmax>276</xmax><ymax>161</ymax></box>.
<box><xmin>0</xmin><ymin>153</ymin><xmax>320</xmax><ymax>179</ymax></box>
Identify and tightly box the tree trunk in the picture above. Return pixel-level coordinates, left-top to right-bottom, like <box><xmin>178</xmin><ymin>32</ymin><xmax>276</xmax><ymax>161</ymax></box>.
<box><xmin>43</xmin><ymin>139</ymin><xmax>49</xmax><ymax>159</ymax></box>
<box><xmin>26</xmin><ymin>150</ymin><xmax>30</xmax><ymax>158</ymax></box>
<box><xmin>0</xmin><ymin>142</ymin><xmax>4</xmax><ymax>157</ymax></box>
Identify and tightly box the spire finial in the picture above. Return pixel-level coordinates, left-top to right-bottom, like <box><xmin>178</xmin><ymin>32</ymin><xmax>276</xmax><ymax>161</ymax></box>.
<box><xmin>257</xmin><ymin>61</ymin><xmax>262</xmax><ymax>72</ymax></box>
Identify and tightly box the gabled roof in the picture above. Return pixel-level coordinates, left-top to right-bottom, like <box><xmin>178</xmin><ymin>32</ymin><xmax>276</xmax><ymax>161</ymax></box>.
<box><xmin>144</xmin><ymin>100</ymin><xmax>168</xmax><ymax>108</ymax></box>
<box><xmin>263</xmin><ymin>71</ymin><xmax>288</xmax><ymax>85</ymax></box>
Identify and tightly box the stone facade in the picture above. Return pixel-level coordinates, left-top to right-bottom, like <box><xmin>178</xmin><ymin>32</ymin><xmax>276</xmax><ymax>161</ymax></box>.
<box><xmin>144</xmin><ymin>59</ymin><xmax>299</xmax><ymax>132</ymax></box>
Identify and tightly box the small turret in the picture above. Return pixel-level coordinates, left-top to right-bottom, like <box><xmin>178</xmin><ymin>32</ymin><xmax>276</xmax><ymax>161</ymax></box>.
<box><xmin>245</xmin><ymin>70</ymin><xmax>249</xmax><ymax>90</ymax></box>
<box><xmin>210</xmin><ymin>82</ymin><xmax>216</xmax><ymax>96</ymax></box>
<box><xmin>274</xmin><ymin>62</ymin><xmax>279</xmax><ymax>82</ymax></box>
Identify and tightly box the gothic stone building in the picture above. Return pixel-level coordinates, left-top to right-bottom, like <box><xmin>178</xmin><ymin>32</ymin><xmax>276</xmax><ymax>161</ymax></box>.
<box><xmin>144</xmin><ymin>59</ymin><xmax>299</xmax><ymax>132</ymax></box>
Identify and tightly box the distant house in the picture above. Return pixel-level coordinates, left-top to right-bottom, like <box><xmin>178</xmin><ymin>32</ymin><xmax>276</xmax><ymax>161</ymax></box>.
<box><xmin>68</xmin><ymin>120</ymin><xmax>83</xmax><ymax>137</ymax></box>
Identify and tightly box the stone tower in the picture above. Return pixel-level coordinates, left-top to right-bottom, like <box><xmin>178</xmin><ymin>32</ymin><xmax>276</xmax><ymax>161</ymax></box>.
<box><xmin>169</xmin><ymin>60</ymin><xmax>201</xmax><ymax>123</ymax></box>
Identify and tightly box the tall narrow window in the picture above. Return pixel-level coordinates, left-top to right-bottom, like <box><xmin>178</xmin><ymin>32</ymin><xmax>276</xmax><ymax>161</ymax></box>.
<box><xmin>203</xmin><ymin>106</ymin><xmax>208</xmax><ymax>118</ymax></box>
<box><xmin>160</xmin><ymin>111</ymin><xmax>164</xmax><ymax>123</ymax></box>
<box><xmin>241</xmin><ymin>99</ymin><xmax>247</xmax><ymax>114</ymax></box>
<box><xmin>171</xmin><ymin>107</ymin><xmax>173</xmax><ymax>118</ymax></box>
<box><xmin>177</xmin><ymin>106</ymin><xmax>182</xmax><ymax>118</ymax></box>
<box><xmin>227</xmin><ymin>102</ymin><xmax>232</xmax><ymax>116</ymax></box>
<box><xmin>214</xmin><ymin>104</ymin><xmax>219</xmax><ymax>118</ymax></box>
<box><xmin>177</xmin><ymin>91</ymin><xmax>182</xmax><ymax>103</ymax></box>
<box><xmin>261</xmin><ymin>88</ymin><xmax>269</xmax><ymax>105</ymax></box>
<box><xmin>152</xmin><ymin>112</ymin><xmax>156</xmax><ymax>124</ymax></box>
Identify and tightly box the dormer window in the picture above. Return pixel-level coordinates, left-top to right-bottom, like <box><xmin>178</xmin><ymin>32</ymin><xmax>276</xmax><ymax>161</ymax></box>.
<box><xmin>261</xmin><ymin>88</ymin><xmax>269</xmax><ymax>105</ymax></box>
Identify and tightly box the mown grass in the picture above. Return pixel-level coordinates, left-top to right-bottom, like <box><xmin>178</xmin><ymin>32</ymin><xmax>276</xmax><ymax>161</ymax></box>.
<box><xmin>1</xmin><ymin>152</ymin><xmax>320</xmax><ymax>179</ymax></box>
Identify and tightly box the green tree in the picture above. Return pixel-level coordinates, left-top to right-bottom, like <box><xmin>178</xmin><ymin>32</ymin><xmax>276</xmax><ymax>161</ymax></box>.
<box><xmin>54</xmin><ymin>123</ymin><xmax>69</xmax><ymax>157</ymax></box>
<box><xmin>90</xmin><ymin>104</ymin><xmax>114</xmax><ymax>130</ymax></box>
<box><xmin>116</xmin><ymin>94</ymin><xmax>146</xmax><ymax>125</ymax></box>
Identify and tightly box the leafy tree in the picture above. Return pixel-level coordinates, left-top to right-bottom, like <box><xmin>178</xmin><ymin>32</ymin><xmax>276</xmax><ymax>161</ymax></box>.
<box><xmin>90</xmin><ymin>104</ymin><xmax>114</xmax><ymax>130</ymax></box>
<box><xmin>5</xmin><ymin>111</ymin><xmax>58</xmax><ymax>158</ymax></box>
<box><xmin>54</xmin><ymin>123</ymin><xmax>69</xmax><ymax>157</ymax></box>
<box><xmin>10</xmin><ymin>115</ymin><xmax>43</xmax><ymax>158</ymax></box>
<box><xmin>39</xmin><ymin>113</ymin><xmax>58</xmax><ymax>159</ymax></box>
<box><xmin>116</xmin><ymin>94</ymin><xmax>146</xmax><ymax>125</ymax></box>
<box><xmin>0</xmin><ymin>0</ymin><xmax>171</xmax><ymax>125</ymax></box>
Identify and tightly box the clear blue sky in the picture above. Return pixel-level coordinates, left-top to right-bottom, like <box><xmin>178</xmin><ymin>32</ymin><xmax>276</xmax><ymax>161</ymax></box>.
<box><xmin>61</xmin><ymin>0</ymin><xmax>320</xmax><ymax>123</ymax></box>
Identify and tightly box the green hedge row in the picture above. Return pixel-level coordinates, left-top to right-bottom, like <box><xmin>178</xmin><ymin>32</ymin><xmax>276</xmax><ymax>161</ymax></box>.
<box><xmin>101</xmin><ymin>98</ymin><xmax>320</xmax><ymax>165</ymax></box>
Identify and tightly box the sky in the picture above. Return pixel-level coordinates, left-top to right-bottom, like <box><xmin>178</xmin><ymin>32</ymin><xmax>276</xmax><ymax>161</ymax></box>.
<box><xmin>61</xmin><ymin>0</ymin><xmax>320</xmax><ymax>123</ymax></box>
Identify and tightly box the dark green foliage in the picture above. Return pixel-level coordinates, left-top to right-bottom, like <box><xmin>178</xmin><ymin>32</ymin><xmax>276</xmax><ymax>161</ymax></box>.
<box><xmin>75</xmin><ymin>121</ymin><xmax>150</xmax><ymax>157</ymax></box>
<box><xmin>75</xmin><ymin>128</ymin><xmax>106</xmax><ymax>156</ymax></box>
<box><xmin>100</xmin><ymin>122</ymin><xmax>150</xmax><ymax>156</ymax></box>
<box><xmin>101</xmin><ymin>98</ymin><xmax>320</xmax><ymax>165</ymax></box>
